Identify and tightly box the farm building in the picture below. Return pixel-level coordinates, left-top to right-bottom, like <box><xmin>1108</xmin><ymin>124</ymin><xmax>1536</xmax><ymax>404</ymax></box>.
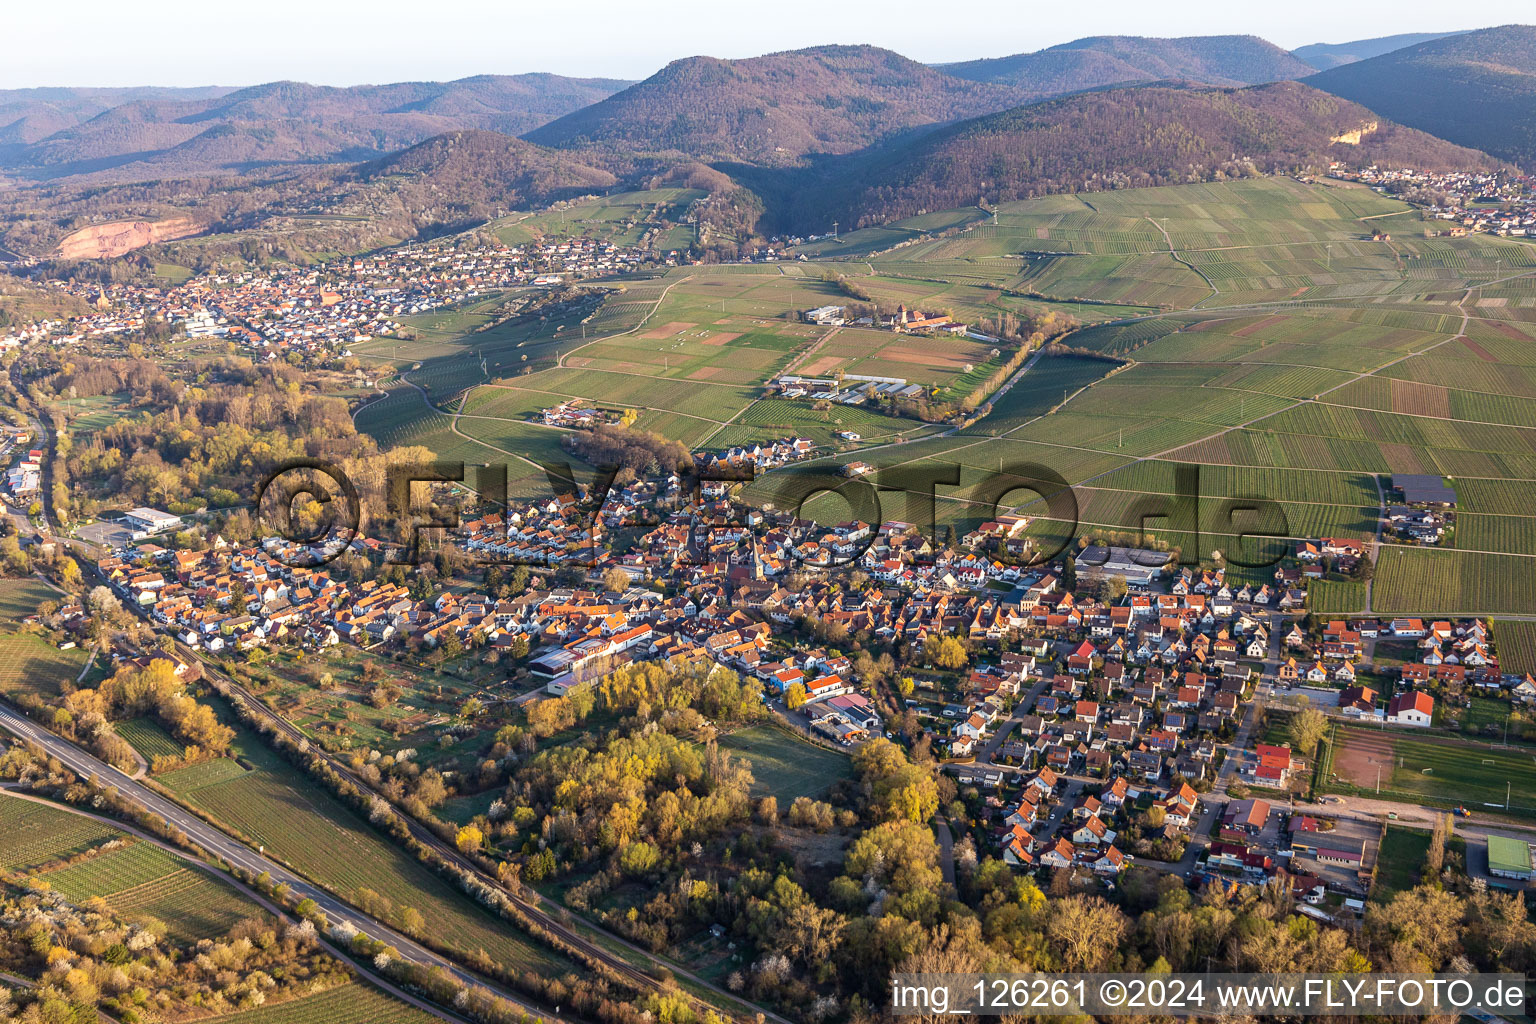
<box><xmin>1487</xmin><ymin>836</ymin><xmax>1534</xmax><ymax>881</ymax></box>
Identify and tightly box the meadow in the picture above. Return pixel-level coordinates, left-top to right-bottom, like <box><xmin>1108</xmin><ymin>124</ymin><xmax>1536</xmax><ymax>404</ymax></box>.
<box><xmin>718</xmin><ymin>725</ymin><xmax>853</xmax><ymax>802</ymax></box>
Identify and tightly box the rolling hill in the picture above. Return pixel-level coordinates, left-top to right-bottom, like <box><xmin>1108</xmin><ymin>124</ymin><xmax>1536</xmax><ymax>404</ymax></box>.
<box><xmin>2</xmin><ymin>74</ymin><xmax>632</xmax><ymax>181</ymax></box>
<box><xmin>522</xmin><ymin>44</ymin><xmax>1027</xmax><ymax>163</ymax></box>
<box><xmin>1291</xmin><ymin>31</ymin><xmax>1460</xmax><ymax>70</ymax></box>
<box><xmin>1304</xmin><ymin>25</ymin><xmax>1536</xmax><ymax>166</ymax></box>
<box><xmin>940</xmin><ymin>35</ymin><xmax>1315</xmax><ymax>98</ymax></box>
<box><xmin>772</xmin><ymin>80</ymin><xmax>1503</xmax><ymax>231</ymax></box>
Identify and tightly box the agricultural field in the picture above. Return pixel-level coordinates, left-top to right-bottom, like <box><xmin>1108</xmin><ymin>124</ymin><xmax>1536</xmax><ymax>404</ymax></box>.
<box><xmin>490</xmin><ymin>189</ymin><xmax>703</xmax><ymax>248</ymax></box>
<box><xmin>0</xmin><ymin>630</ymin><xmax>88</xmax><ymax>699</ymax></box>
<box><xmin>117</xmin><ymin>717</ymin><xmax>185</xmax><ymax>763</ymax></box>
<box><xmin>344</xmin><ymin>176</ymin><xmax>1536</xmax><ymax>611</ymax></box>
<box><xmin>202</xmin><ymin>983</ymin><xmax>439</xmax><ymax>1024</ymax></box>
<box><xmin>0</xmin><ymin>578</ymin><xmax>56</xmax><ymax>624</ymax></box>
<box><xmin>40</xmin><ymin>838</ymin><xmax>264</xmax><ymax>942</ymax></box>
<box><xmin>718</xmin><ymin>725</ymin><xmax>853</xmax><ymax>802</ymax></box>
<box><xmin>0</xmin><ymin>797</ymin><xmax>120</xmax><ymax>870</ymax></box>
<box><xmin>159</xmin><ymin>714</ymin><xmax>573</xmax><ymax>972</ymax></box>
<box><xmin>0</xmin><ymin>796</ymin><xmax>263</xmax><ymax>941</ymax></box>
<box><xmin>1305</xmin><ymin>580</ymin><xmax>1368</xmax><ymax>614</ymax></box>
<box><xmin>1374</xmin><ymin>547</ymin><xmax>1536</xmax><ymax>614</ymax></box>
<box><xmin>1494</xmin><ymin>620</ymin><xmax>1536</xmax><ymax>677</ymax></box>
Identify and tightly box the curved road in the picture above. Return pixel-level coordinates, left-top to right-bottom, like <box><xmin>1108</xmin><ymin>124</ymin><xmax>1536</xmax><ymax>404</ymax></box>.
<box><xmin>0</xmin><ymin>701</ymin><xmax>563</xmax><ymax>1024</ymax></box>
<box><xmin>0</xmin><ymin>788</ymin><xmax>471</xmax><ymax>1024</ymax></box>
<box><xmin>195</xmin><ymin>657</ymin><xmax>785</xmax><ymax>1024</ymax></box>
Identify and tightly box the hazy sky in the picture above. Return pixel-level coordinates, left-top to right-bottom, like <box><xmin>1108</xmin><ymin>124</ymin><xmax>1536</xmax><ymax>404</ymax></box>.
<box><xmin>4</xmin><ymin>1</ymin><xmax>1524</xmax><ymax>89</ymax></box>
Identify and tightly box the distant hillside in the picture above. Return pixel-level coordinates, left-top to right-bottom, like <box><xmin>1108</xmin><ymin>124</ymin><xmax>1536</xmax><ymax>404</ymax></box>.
<box><xmin>2</xmin><ymin>74</ymin><xmax>632</xmax><ymax>181</ymax></box>
<box><xmin>940</xmin><ymin>35</ymin><xmax>1314</xmax><ymax>98</ymax></box>
<box><xmin>354</xmin><ymin>129</ymin><xmax>617</xmax><ymax>207</ymax></box>
<box><xmin>1304</xmin><ymin>25</ymin><xmax>1536</xmax><ymax>166</ymax></box>
<box><xmin>778</xmin><ymin>81</ymin><xmax>1502</xmax><ymax>230</ymax></box>
<box><xmin>0</xmin><ymin>85</ymin><xmax>233</xmax><ymax>148</ymax></box>
<box><xmin>0</xmin><ymin>129</ymin><xmax>631</xmax><ymax>260</ymax></box>
<box><xmin>237</xmin><ymin>131</ymin><xmax>624</xmax><ymax>246</ymax></box>
<box><xmin>522</xmin><ymin>45</ymin><xmax>1027</xmax><ymax>163</ymax></box>
<box><xmin>1292</xmin><ymin>31</ymin><xmax>1461</xmax><ymax>71</ymax></box>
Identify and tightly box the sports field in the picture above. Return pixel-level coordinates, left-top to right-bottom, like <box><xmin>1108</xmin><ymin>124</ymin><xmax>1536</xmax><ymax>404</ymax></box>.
<box><xmin>1328</xmin><ymin>726</ymin><xmax>1536</xmax><ymax>811</ymax></box>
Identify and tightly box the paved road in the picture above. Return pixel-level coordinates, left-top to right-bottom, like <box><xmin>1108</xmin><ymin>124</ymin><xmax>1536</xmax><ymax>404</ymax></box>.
<box><xmin>0</xmin><ymin>700</ymin><xmax>562</xmax><ymax>1023</ymax></box>
<box><xmin>190</xmin><ymin>653</ymin><xmax>785</xmax><ymax>1024</ymax></box>
<box><xmin>63</xmin><ymin>519</ymin><xmax>777</xmax><ymax>1024</ymax></box>
<box><xmin>934</xmin><ymin>817</ymin><xmax>956</xmax><ymax>886</ymax></box>
<box><xmin>0</xmin><ymin>788</ymin><xmax>469</xmax><ymax>1024</ymax></box>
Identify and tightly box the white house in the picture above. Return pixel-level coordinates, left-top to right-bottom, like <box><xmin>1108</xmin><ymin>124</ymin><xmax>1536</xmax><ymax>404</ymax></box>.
<box><xmin>1387</xmin><ymin>690</ymin><xmax>1434</xmax><ymax>728</ymax></box>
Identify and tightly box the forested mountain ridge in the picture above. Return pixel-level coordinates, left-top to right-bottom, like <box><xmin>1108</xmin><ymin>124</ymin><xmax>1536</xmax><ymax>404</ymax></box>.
<box><xmin>1304</xmin><ymin>24</ymin><xmax>1536</xmax><ymax>166</ymax></box>
<box><xmin>940</xmin><ymin>35</ymin><xmax>1315</xmax><ymax>98</ymax></box>
<box><xmin>522</xmin><ymin>44</ymin><xmax>1029</xmax><ymax>163</ymax></box>
<box><xmin>1291</xmin><ymin>31</ymin><xmax>1460</xmax><ymax>70</ymax></box>
<box><xmin>0</xmin><ymin>73</ymin><xmax>632</xmax><ymax>181</ymax></box>
<box><xmin>767</xmin><ymin>80</ymin><xmax>1504</xmax><ymax>231</ymax></box>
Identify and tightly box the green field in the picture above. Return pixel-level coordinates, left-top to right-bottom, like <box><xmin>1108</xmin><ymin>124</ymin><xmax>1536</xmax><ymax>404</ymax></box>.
<box><xmin>718</xmin><ymin>725</ymin><xmax>853</xmax><ymax>801</ymax></box>
<box><xmin>0</xmin><ymin>796</ymin><xmax>263</xmax><ymax>941</ymax></box>
<box><xmin>0</xmin><ymin>630</ymin><xmax>88</xmax><ymax>699</ymax></box>
<box><xmin>161</xmin><ymin>714</ymin><xmax>572</xmax><ymax>972</ymax></box>
<box><xmin>202</xmin><ymin>983</ymin><xmax>438</xmax><ymax>1024</ymax></box>
<box><xmin>1307</xmin><ymin>580</ymin><xmax>1368</xmax><ymax>614</ymax></box>
<box><xmin>0</xmin><ymin>578</ymin><xmax>56</xmax><ymax>623</ymax></box>
<box><xmin>1330</xmin><ymin>727</ymin><xmax>1536</xmax><ymax>811</ymax></box>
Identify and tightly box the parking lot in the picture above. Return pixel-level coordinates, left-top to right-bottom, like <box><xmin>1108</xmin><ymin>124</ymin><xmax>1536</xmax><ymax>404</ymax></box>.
<box><xmin>77</xmin><ymin>520</ymin><xmax>134</xmax><ymax>549</ymax></box>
